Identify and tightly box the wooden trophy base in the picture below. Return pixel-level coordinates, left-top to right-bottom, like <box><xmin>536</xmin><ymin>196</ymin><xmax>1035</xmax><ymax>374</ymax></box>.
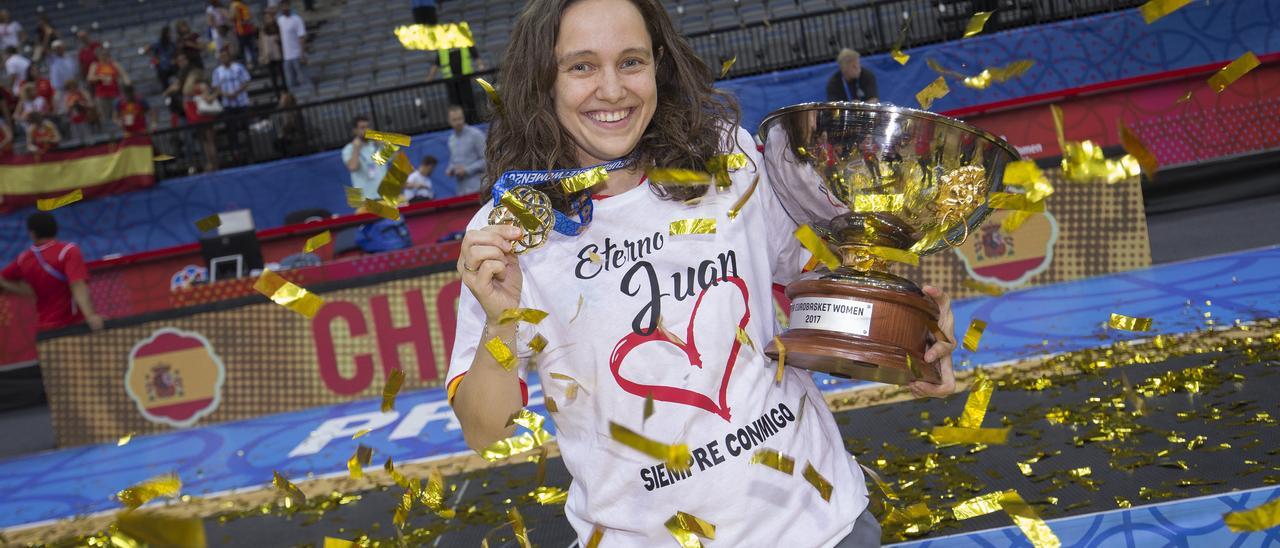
<box><xmin>764</xmin><ymin>276</ymin><xmax>941</xmax><ymax>385</ymax></box>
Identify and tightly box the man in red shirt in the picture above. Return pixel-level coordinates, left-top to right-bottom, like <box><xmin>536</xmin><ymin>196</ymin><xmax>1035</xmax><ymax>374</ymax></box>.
<box><xmin>75</xmin><ymin>30</ymin><xmax>102</xmax><ymax>80</ymax></box>
<box><xmin>0</xmin><ymin>213</ymin><xmax>104</xmax><ymax>331</ymax></box>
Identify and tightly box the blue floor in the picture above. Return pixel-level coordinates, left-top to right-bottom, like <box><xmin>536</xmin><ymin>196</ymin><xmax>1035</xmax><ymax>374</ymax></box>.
<box><xmin>1</xmin><ymin>245</ymin><xmax>1277</xmax><ymax>533</ymax></box>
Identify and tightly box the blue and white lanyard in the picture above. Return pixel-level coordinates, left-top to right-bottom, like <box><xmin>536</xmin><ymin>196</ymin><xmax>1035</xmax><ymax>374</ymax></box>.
<box><xmin>489</xmin><ymin>156</ymin><xmax>635</xmax><ymax>237</ymax></box>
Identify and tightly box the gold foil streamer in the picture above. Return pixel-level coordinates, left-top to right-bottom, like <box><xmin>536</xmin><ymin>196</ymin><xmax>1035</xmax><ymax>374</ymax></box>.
<box><xmin>928</xmin><ymin>59</ymin><xmax>1034</xmax><ymax>90</ymax></box>
<box><xmin>254</xmin><ymin>269</ymin><xmax>324</xmax><ymax>318</ymax></box>
<box><xmin>485</xmin><ymin>336</ymin><xmax>517</xmax><ymax>370</ymax></box>
<box><xmin>1119</xmin><ymin>122</ymin><xmax>1159</xmax><ymax>179</ymax></box>
<box><xmin>962</xmin><ymin>319</ymin><xmax>988</xmax><ymax>352</ymax></box>
<box><xmin>1176</xmin><ymin>89</ymin><xmax>1193</xmax><ymax>103</ymax></box>
<box><xmin>586</xmin><ymin>526</ymin><xmax>605</xmax><ymax>548</ymax></box>
<box><xmin>989</xmin><ymin>192</ymin><xmax>1046</xmax><ymax>212</ymax></box>
<box><xmin>1050</xmin><ymin>104</ymin><xmax>1066</xmax><ymax>148</ymax></box>
<box><xmin>363</xmin><ymin>198</ymin><xmax>402</xmax><ymax>221</ymax></box>
<box><xmin>854</xmin><ymin>193</ymin><xmax>905</xmax><ymax>212</ymax></box>
<box><xmin>347</xmin><ymin>445</ymin><xmax>372</xmax><ymax>479</ymax></box>
<box><xmin>117</xmin><ymin>474</ymin><xmax>182</xmax><ymax>510</ymax></box>
<box><xmin>750</xmin><ymin>448</ymin><xmax>796</xmax><ymax>474</ymax></box>
<box><xmin>643</xmin><ymin>393</ymin><xmax>655</xmax><ymax>423</ymax></box>
<box><xmin>116</xmin><ymin>512</ymin><xmax>208</xmax><ymax>547</ymax></box>
<box><xmin>963</xmin><ymin>11</ymin><xmax>993</xmax><ymax>38</ymax></box>
<box><xmin>529</xmin><ymin>333</ymin><xmax>548</xmax><ymax>354</ymax></box>
<box><xmin>371</xmin><ymin>142</ymin><xmax>400</xmax><ymax>166</ymax></box>
<box><xmin>802</xmin><ymin>462</ymin><xmax>834</xmax><ymax>502</ymax></box>
<box><xmin>795</xmin><ymin>225</ymin><xmax>841</xmax><ymax>270</ymax></box>
<box><xmin>363</xmin><ymin>129</ymin><xmax>411</xmax><ymax>147</ymax></box>
<box><xmin>930</xmin><ymin>426</ymin><xmax>1011</xmax><ymax>445</ymax></box>
<box><xmin>1208</xmin><ymin>51</ymin><xmax>1260</xmax><ymax>93</ymax></box>
<box><xmin>117</xmin><ymin>432</ymin><xmax>135</xmax><ymax>446</ymax></box>
<box><xmin>194</xmin><ymin>213</ymin><xmax>221</xmax><ymax>232</ymax></box>
<box><xmin>394</xmin><ymin>22</ymin><xmax>475</xmax><ymax>50</ymax></box>
<box><xmin>480</xmin><ymin>409</ymin><xmax>552</xmax><ymax>461</ymax></box>
<box><xmin>384</xmin><ymin>457</ymin><xmax>409</xmax><ymax>488</ymax></box>
<box><xmin>963</xmin><ymin>279</ymin><xmax>1007</xmax><ymax>296</ymax></box>
<box><xmin>670</xmin><ymin>218</ymin><xmax>717</xmax><ymax>235</ymax></box>
<box><xmin>1224</xmin><ymin>497</ymin><xmax>1280</xmax><ymax>532</ymax></box>
<box><xmin>665</xmin><ymin>511</ymin><xmax>716</xmax><ymax>548</ymax></box>
<box><xmin>530</xmin><ymin>485</ymin><xmax>568</xmax><ymax>505</ymax></box>
<box><xmin>304</xmin><ymin>230</ymin><xmax>332</xmax><ymax>253</ymax></box>
<box><xmin>36</xmin><ymin>189</ymin><xmax>83</xmax><ymax>211</ymax></box>
<box><xmin>866</xmin><ymin>246</ymin><xmax>920</xmax><ymax>266</ymax></box>
<box><xmin>1061</xmin><ymin>139</ymin><xmax>1142</xmax><ymax>183</ymax></box>
<box><xmin>500</xmin><ymin>191</ymin><xmax>545</xmax><ymax>233</ymax></box>
<box><xmin>892</xmin><ymin>48</ymin><xmax>911</xmax><ymax>65</ymax></box>
<box><xmin>1000</xmin><ymin>491</ymin><xmax>1061</xmax><ymax>547</ymax></box>
<box><xmin>545</xmin><ymin>396</ymin><xmax>559</xmax><ymax>413</ymax></box>
<box><xmin>325</xmin><ymin>538</ymin><xmax>354</xmax><ymax>548</ymax></box>
<box><xmin>272</xmin><ymin>471</ymin><xmax>307</xmax><ymax>507</ymax></box>
<box><xmin>476</xmin><ymin>78</ymin><xmax>501</xmax><ymax>109</ymax></box>
<box><xmin>773</xmin><ymin>336</ymin><xmax>786</xmax><ymax>384</ymax></box>
<box><xmin>559</xmin><ymin>166</ymin><xmax>608</xmax><ymax>193</ymax></box>
<box><xmin>507</xmin><ymin>507</ymin><xmax>531</xmax><ymax>548</ymax></box>
<box><xmin>352</xmin><ymin>428</ymin><xmax>370</xmax><ymax>439</ymax></box>
<box><xmin>736</xmin><ymin>326</ymin><xmax>756</xmax><ymax>351</ymax></box>
<box><xmin>498</xmin><ymin>308</ymin><xmax>549</xmax><ymax>325</ymax></box>
<box><xmin>960</xmin><ymin>376</ymin><xmax>994</xmax><ymax>427</ymax></box>
<box><xmin>1110</xmin><ymin>313</ymin><xmax>1153</xmax><ymax>332</ymax></box>
<box><xmin>954</xmin><ymin>491</ymin><xmax>1005</xmax><ymax>519</ymax></box>
<box><xmin>1140</xmin><ymin>0</ymin><xmax>1192</xmax><ymax>23</ymax></box>
<box><xmin>345</xmin><ymin>187</ymin><xmax>364</xmax><ymax>208</ymax></box>
<box><xmin>609</xmin><ymin>422</ymin><xmax>692</xmax><ymax>472</ymax></box>
<box><xmin>378</xmin><ymin>152</ymin><xmax>413</xmax><ymax>202</ymax></box>
<box><xmin>889</xmin><ymin>16</ymin><xmax>912</xmax><ymax>65</ymax></box>
<box><xmin>153</xmin><ymin>154</ymin><xmax>176</xmax><ymax>162</ymax></box>
<box><xmin>720</xmin><ymin>56</ymin><xmax>737</xmax><ymax>78</ymax></box>
<box><xmin>706</xmin><ymin>153</ymin><xmax>748</xmax><ymax>189</ymax></box>
<box><xmin>860</xmin><ymin>463</ymin><xmax>899</xmax><ymax>501</ymax></box>
<box><xmin>420</xmin><ymin>468</ymin><xmax>455</xmax><ymax>518</ymax></box>
<box><xmin>381</xmin><ymin>369</ymin><xmax>405</xmax><ymax>412</ymax></box>
<box><xmin>727</xmin><ymin>173</ymin><xmax>760</xmax><ymax>220</ymax></box>
<box><xmin>1004</xmin><ymin>160</ymin><xmax>1047</xmax><ymax>187</ymax></box>
<box><xmin>916</xmin><ymin>76</ymin><xmax>950</xmax><ymax>109</ymax></box>
<box><xmin>645</xmin><ymin>168</ymin><xmax>713</xmax><ymax>185</ymax></box>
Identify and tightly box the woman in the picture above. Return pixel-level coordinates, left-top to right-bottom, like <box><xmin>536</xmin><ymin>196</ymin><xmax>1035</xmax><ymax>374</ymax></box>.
<box><xmin>60</xmin><ymin>80</ymin><xmax>95</xmax><ymax>145</ymax></box>
<box><xmin>181</xmin><ymin>60</ymin><xmax>218</xmax><ymax>172</ymax></box>
<box><xmin>15</xmin><ymin>82</ymin><xmax>50</xmax><ymax>134</ymax></box>
<box><xmin>147</xmin><ymin>25</ymin><xmax>178</xmax><ymax>89</ymax></box>
<box><xmin>257</xmin><ymin>5</ymin><xmax>283</xmax><ymax>97</ymax></box>
<box><xmin>33</xmin><ymin>14</ymin><xmax>57</xmax><ymax>63</ymax></box>
<box><xmin>85</xmin><ymin>47</ymin><xmax>130</xmax><ymax>129</ymax></box>
<box><xmin>176</xmin><ymin>20</ymin><xmax>204</xmax><ymax>69</ymax></box>
<box><xmin>449</xmin><ymin>1</ymin><xmax>957</xmax><ymax>546</ymax></box>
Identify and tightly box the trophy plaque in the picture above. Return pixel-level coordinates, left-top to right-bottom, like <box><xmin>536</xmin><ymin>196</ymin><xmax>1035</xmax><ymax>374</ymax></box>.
<box><xmin>760</xmin><ymin>102</ymin><xmax>1020</xmax><ymax>385</ymax></box>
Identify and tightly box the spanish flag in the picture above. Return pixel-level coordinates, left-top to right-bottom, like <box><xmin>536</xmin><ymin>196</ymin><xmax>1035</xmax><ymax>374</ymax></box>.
<box><xmin>0</xmin><ymin>136</ymin><xmax>155</xmax><ymax>213</ymax></box>
<box><xmin>125</xmin><ymin>329</ymin><xmax>225</xmax><ymax>427</ymax></box>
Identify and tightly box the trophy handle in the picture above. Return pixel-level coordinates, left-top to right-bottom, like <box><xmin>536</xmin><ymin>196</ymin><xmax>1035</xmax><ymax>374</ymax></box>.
<box><xmin>940</xmin><ymin>210</ymin><xmax>970</xmax><ymax>249</ymax></box>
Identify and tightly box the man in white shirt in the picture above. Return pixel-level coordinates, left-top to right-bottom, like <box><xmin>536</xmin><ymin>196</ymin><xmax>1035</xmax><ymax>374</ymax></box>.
<box><xmin>403</xmin><ymin>154</ymin><xmax>437</xmax><ymax>203</ymax></box>
<box><xmin>4</xmin><ymin>46</ymin><xmax>31</xmax><ymax>94</ymax></box>
<box><xmin>342</xmin><ymin>115</ymin><xmax>389</xmax><ymax>201</ymax></box>
<box><xmin>276</xmin><ymin>0</ymin><xmax>313</xmax><ymax>97</ymax></box>
<box><xmin>211</xmin><ymin>49</ymin><xmax>252</xmax><ymax>155</ymax></box>
<box><xmin>0</xmin><ymin>10</ymin><xmax>23</xmax><ymax>50</ymax></box>
<box><xmin>46</xmin><ymin>40</ymin><xmax>79</xmax><ymax>97</ymax></box>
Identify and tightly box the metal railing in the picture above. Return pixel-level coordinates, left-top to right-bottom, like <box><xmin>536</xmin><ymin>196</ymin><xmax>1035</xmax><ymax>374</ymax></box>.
<box><xmin>148</xmin><ymin>0</ymin><xmax>1145</xmax><ymax>179</ymax></box>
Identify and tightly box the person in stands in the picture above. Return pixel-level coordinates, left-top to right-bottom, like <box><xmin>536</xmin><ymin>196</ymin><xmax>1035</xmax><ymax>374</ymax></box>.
<box><xmin>75</xmin><ymin>30</ymin><xmax>103</xmax><ymax>80</ymax></box>
<box><xmin>403</xmin><ymin>154</ymin><xmax>437</xmax><ymax>203</ymax></box>
<box><xmin>444</xmin><ymin>104</ymin><xmax>485</xmax><ymax>195</ymax></box>
<box><xmin>825</xmin><ymin>48</ymin><xmax>878</xmax><ymax>103</ymax></box>
<box><xmin>0</xmin><ymin>213</ymin><xmax>104</xmax><ymax>331</ymax></box>
<box><xmin>60</xmin><ymin>80</ymin><xmax>95</xmax><ymax>145</ymax></box>
<box><xmin>85</xmin><ymin>47</ymin><xmax>130</xmax><ymax>133</ymax></box>
<box><xmin>24</xmin><ymin>110</ymin><xmax>60</xmax><ymax>153</ymax></box>
<box><xmin>114</xmin><ymin>84</ymin><xmax>153</xmax><ymax>137</ymax></box>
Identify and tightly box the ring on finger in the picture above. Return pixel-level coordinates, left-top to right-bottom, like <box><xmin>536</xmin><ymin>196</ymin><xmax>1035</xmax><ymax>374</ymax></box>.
<box><xmin>462</xmin><ymin>261</ymin><xmax>479</xmax><ymax>273</ymax></box>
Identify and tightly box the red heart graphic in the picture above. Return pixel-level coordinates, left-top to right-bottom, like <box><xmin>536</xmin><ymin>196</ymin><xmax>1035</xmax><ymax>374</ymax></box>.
<box><xmin>608</xmin><ymin>276</ymin><xmax>750</xmax><ymax>422</ymax></box>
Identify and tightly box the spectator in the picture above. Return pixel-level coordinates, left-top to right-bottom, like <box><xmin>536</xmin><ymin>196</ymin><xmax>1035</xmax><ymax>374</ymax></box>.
<box><xmin>114</xmin><ymin>83</ymin><xmax>153</xmax><ymax>136</ymax></box>
<box><xmin>215</xmin><ymin>24</ymin><xmax>241</xmax><ymax>61</ymax></box>
<box><xmin>4</xmin><ymin>46</ymin><xmax>31</xmax><ymax>94</ymax></box>
<box><xmin>21</xmin><ymin>64</ymin><xmax>54</xmax><ymax>106</ymax></box>
<box><xmin>230</xmin><ymin>0</ymin><xmax>258</xmax><ymax>69</ymax></box>
<box><xmin>428</xmin><ymin>46</ymin><xmax>484</xmax><ymax>123</ymax></box>
<box><xmin>274</xmin><ymin>91</ymin><xmax>305</xmax><ymax>154</ymax></box>
<box><xmin>207</xmin><ymin>0</ymin><xmax>230</xmax><ymax>44</ymax></box>
<box><xmin>411</xmin><ymin>0</ymin><xmax>439</xmax><ymax>25</ymax></box>
<box><xmin>211</xmin><ymin>49</ymin><xmax>250</xmax><ymax>154</ymax></box>
<box><xmin>32</xmin><ymin>14</ymin><xmax>57</xmax><ymax>63</ymax></box>
<box><xmin>15</xmin><ymin>82</ymin><xmax>50</xmax><ymax>131</ymax></box>
<box><xmin>86</xmin><ymin>47</ymin><xmax>130</xmax><ymax>130</ymax></box>
<box><xmin>60</xmin><ymin>80</ymin><xmax>95</xmax><ymax>145</ymax></box>
<box><xmin>175</xmin><ymin>21</ymin><xmax>204</xmax><ymax>69</ymax></box>
<box><xmin>181</xmin><ymin>65</ymin><xmax>219</xmax><ymax>172</ymax></box>
<box><xmin>0</xmin><ymin>213</ymin><xmax>105</xmax><ymax>331</ymax></box>
<box><xmin>826</xmin><ymin>49</ymin><xmax>879</xmax><ymax>103</ymax></box>
<box><xmin>25</xmin><ymin>111</ymin><xmax>60</xmax><ymax>153</ymax></box>
<box><xmin>444</xmin><ymin>105</ymin><xmax>485</xmax><ymax>195</ymax></box>
<box><xmin>342</xmin><ymin>115</ymin><xmax>388</xmax><ymax>200</ymax></box>
<box><xmin>277</xmin><ymin>1</ymin><xmax>313</xmax><ymax>96</ymax></box>
<box><xmin>258</xmin><ymin>6</ymin><xmax>284</xmax><ymax>98</ymax></box>
<box><xmin>147</xmin><ymin>26</ymin><xmax>178</xmax><ymax>89</ymax></box>
<box><xmin>46</xmin><ymin>40</ymin><xmax>79</xmax><ymax>99</ymax></box>
<box><xmin>75</xmin><ymin>30</ymin><xmax>103</xmax><ymax>80</ymax></box>
<box><xmin>0</xmin><ymin>10</ymin><xmax>23</xmax><ymax>50</ymax></box>
<box><xmin>404</xmin><ymin>154</ymin><xmax>436</xmax><ymax>203</ymax></box>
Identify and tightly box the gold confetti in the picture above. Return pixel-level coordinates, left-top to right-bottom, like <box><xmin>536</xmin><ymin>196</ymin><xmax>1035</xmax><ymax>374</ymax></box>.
<box><xmin>254</xmin><ymin>269</ymin><xmax>324</xmax><ymax>318</ymax></box>
<box><xmin>570</xmin><ymin>294</ymin><xmax>585</xmax><ymax>323</ymax></box>
<box><xmin>930</xmin><ymin>426</ymin><xmax>1011</xmax><ymax>445</ymax></box>
<box><xmin>962</xmin><ymin>319</ymin><xmax>988</xmax><ymax>352</ymax></box>
<box><xmin>345</xmin><ymin>187</ymin><xmax>365</xmax><ymax>208</ymax></box>
<box><xmin>1119</xmin><ymin>123</ymin><xmax>1159</xmax><ymax>179</ymax></box>
<box><xmin>545</xmin><ymin>396</ymin><xmax>559</xmax><ymax>413</ymax></box>
<box><xmin>117</xmin><ymin>432</ymin><xmax>135</xmax><ymax>446</ymax></box>
<box><xmin>866</xmin><ymin>246</ymin><xmax>920</xmax><ymax>266</ymax></box>
<box><xmin>530</xmin><ymin>333</ymin><xmax>548</xmax><ymax>354</ymax></box>
<box><xmin>928</xmin><ymin>58</ymin><xmax>1034</xmax><ymax>90</ymax></box>
<box><xmin>854</xmin><ymin>193</ymin><xmax>905</xmax><ymax>212</ymax></box>
<box><xmin>643</xmin><ymin>393</ymin><xmax>655</xmax><ymax>422</ymax></box>
<box><xmin>1208</xmin><ymin>51</ymin><xmax>1260</xmax><ymax>93</ymax></box>
<box><xmin>363</xmin><ymin>129</ymin><xmax>411</xmax><ymax>147</ymax></box>
<box><xmin>325</xmin><ymin>538</ymin><xmax>355</xmax><ymax>548</ymax></box>
<box><xmin>736</xmin><ymin>326</ymin><xmax>756</xmax><ymax>351</ymax></box>
<box><xmin>586</xmin><ymin>526</ymin><xmax>605</xmax><ymax>548</ymax></box>
<box><xmin>726</xmin><ymin>173</ymin><xmax>760</xmax><ymax>219</ymax></box>
<box><xmin>363</xmin><ymin>198</ymin><xmax>402</xmax><ymax>221</ymax></box>
<box><xmin>481</xmin><ymin>409</ymin><xmax>552</xmax><ymax>461</ymax></box>
<box><xmin>803</xmin><ymin>462</ymin><xmax>834</xmax><ymax>502</ymax></box>
<box><xmin>530</xmin><ymin>485</ymin><xmax>568</xmax><ymax>505</ymax></box>
<box><xmin>892</xmin><ymin>48</ymin><xmax>910</xmax><ymax>65</ymax></box>
<box><xmin>963</xmin><ymin>279</ymin><xmax>1007</xmax><ymax>296</ymax></box>
<box><xmin>860</xmin><ymin>463</ymin><xmax>899</xmax><ymax>501</ymax></box>
<box><xmin>1050</xmin><ymin>104</ymin><xmax>1066</xmax><ymax>148</ymax></box>
<box><xmin>507</xmin><ymin>507</ymin><xmax>531</xmax><ymax>548</ymax></box>
<box><xmin>646</xmin><ymin>168</ymin><xmax>713</xmax><ymax>185</ymax></box>
<box><xmin>959</xmin><ymin>376</ymin><xmax>994</xmax><ymax>427</ymax></box>
<box><xmin>720</xmin><ymin>56</ymin><xmax>737</xmax><ymax>78</ymax></box>
<box><xmin>384</xmin><ymin>458</ymin><xmax>409</xmax><ymax>488</ymax></box>
<box><xmin>498</xmin><ymin>308</ymin><xmax>549</xmax><ymax>325</ymax></box>
<box><xmin>954</xmin><ymin>491</ymin><xmax>1005</xmax><ymax>520</ymax></box>
<box><xmin>963</xmin><ymin>11</ymin><xmax>994</xmax><ymax>38</ymax></box>
<box><xmin>485</xmin><ymin>336</ymin><xmax>517</xmax><ymax>371</ymax></box>
<box><xmin>670</xmin><ymin>218</ymin><xmax>717</xmax><ymax>235</ymax></box>
<box><xmin>272</xmin><ymin>471</ymin><xmax>307</xmax><ymax>507</ymax></box>
<box><xmin>1000</xmin><ymin>491</ymin><xmax>1061</xmax><ymax>547</ymax></box>
<box><xmin>377</xmin><ymin>152</ymin><xmax>413</xmax><ymax>203</ymax></box>
<box><xmin>476</xmin><ymin>78</ymin><xmax>501</xmax><ymax>108</ymax></box>
<box><xmin>750</xmin><ymin>448</ymin><xmax>796</xmax><ymax>474</ymax></box>
<box><xmin>499</xmin><ymin>190</ymin><xmax>545</xmax><ymax>233</ymax></box>
<box><xmin>117</xmin><ymin>474</ymin><xmax>182</xmax><ymax>510</ymax></box>
<box><xmin>706</xmin><ymin>153</ymin><xmax>748</xmax><ymax>189</ymax></box>
<box><xmin>352</xmin><ymin>429</ymin><xmax>370</xmax><ymax>439</ymax></box>
<box><xmin>889</xmin><ymin>17</ymin><xmax>911</xmax><ymax>65</ymax></box>
<box><xmin>1224</xmin><ymin>497</ymin><xmax>1280</xmax><ymax>532</ymax></box>
<box><xmin>1140</xmin><ymin>0</ymin><xmax>1192</xmax><ymax>23</ymax></box>
<box><xmin>37</xmin><ymin>189</ymin><xmax>83</xmax><ymax>211</ymax></box>
<box><xmin>347</xmin><ymin>445</ymin><xmax>373</xmax><ymax>479</ymax></box>
<box><xmin>665</xmin><ymin>511</ymin><xmax>716</xmax><ymax>548</ymax></box>
<box><xmin>394</xmin><ymin>22</ymin><xmax>475</xmax><ymax>50</ymax></box>
<box><xmin>916</xmin><ymin>76</ymin><xmax>950</xmax><ymax>109</ymax></box>
<box><xmin>795</xmin><ymin>225</ymin><xmax>841</xmax><ymax>271</ymax></box>
<box><xmin>1110</xmin><ymin>313</ymin><xmax>1153</xmax><ymax>331</ymax></box>
<box><xmin>1061</xmin><ymin>139</ymin><xmax>1142</xmax><ymax>183</ymax></box>
<box><xmin>381</xmin><ymin>369</ymin><xmax>405</xmax><ymax>413</ymax></box>
<box><xmin>194</xmin><ymin>213</ymin><xmax>221</xmax><ymax>232</ymax></box>
<box><xmin>303</xmin><ymin>231</ymin><xmax>332</xmax><ymax>253</ymax></box>
<box><xmin>153</xmin><ymin>154</ymin><xmax>176</xmax><ymax>162</ymax></box>
<box><xmin>1176</xmin><ymin>89</ymin><xmax>1193</xmax><ymax>103</ymax></box>
<box><xmin>609</xmin><ymin>422</ymin><xmax>692</xmax><ymax>472</ymax></box>
<box><xmin>559</xmin><ymin>166</ymin><xmax>608</xmax><ymax>193</ymax></box>
<box><xmin>773</xmin><ymin>336</ymin><xmax>786</xmax><ymax>384</ymax></box>
<box><xmin>116</xmin><ymin>512</ymin><xmax>208</xmax><ymax>547</ymax></box>
<box><xmin>371</xmin><ymin>141</ymin><xmax>400</xmax><ymax>166</ymax></box>
<box><xmin>989</xmin><ymin>192</ymin><xmax>1046</xmax><ymax>212</ymax></box>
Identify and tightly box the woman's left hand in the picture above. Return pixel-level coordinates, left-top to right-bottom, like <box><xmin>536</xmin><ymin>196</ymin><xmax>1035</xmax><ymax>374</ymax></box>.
<box><xmin>909</xmin><ymin>285</ymin><xmax>957</xmax><ymax>398</ymax></box>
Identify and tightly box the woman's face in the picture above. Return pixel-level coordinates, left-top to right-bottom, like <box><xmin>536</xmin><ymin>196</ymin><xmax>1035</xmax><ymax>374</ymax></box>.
<box><xmin>553</xmin><ymin>0</ymin><xmax>657</xmax><ymax>167</ymax></box>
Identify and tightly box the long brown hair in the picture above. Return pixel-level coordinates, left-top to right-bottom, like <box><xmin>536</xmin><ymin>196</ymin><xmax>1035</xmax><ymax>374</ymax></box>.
<box><xmin>483</xmin><ymin>0</ymin><xmax>742</xmax><ymax>209</ymax></box>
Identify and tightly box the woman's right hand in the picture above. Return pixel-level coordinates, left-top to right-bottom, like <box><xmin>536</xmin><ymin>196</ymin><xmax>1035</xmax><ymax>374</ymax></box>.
<box><xmin>459</xmin><ymin>224</ymin><xmax>524</xmax><ymax>322</ymax></box>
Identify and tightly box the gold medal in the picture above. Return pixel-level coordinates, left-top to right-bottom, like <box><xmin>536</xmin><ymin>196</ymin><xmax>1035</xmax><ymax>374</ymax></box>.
<box><xmin>489</xmin><ymin>186</ymin><xmax>555</xmax><ymax>254</ymax></box>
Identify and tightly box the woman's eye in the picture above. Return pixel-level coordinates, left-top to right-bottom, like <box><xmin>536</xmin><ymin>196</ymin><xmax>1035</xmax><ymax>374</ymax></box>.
<box><xmin>621</xmin><ymin>58</ymin><xmax>642</xmax><ymax>69</ymax></box>
<box><xmin>570</xmin><ymin>63</ymin><xmax>591</xmax><ymax>73</ymax></box>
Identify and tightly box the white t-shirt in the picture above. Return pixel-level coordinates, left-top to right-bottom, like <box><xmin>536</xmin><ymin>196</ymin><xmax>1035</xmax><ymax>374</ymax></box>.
<box><xmin>276</xmin><ymin>13</ymin><xmax>306</xmax><ymax>60</ymax></box>
<box><xmin>447</xmin><ymin>127</ymin><xmax>868</xmax><ymax>547</ymax></box>
<box><xmin>403</xmin><ymin>170</ymin><xmax>435</xmax><ymax>201</ymax></box>
<box><xmin>5</xmin><ymin>53</ymin><xmax>30</xmax><ymax>79</ymax></box>
<box><xmin>0</xmin><ymin>22</ymin><xmax>22</xmax><ymax>49</ymax></box>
